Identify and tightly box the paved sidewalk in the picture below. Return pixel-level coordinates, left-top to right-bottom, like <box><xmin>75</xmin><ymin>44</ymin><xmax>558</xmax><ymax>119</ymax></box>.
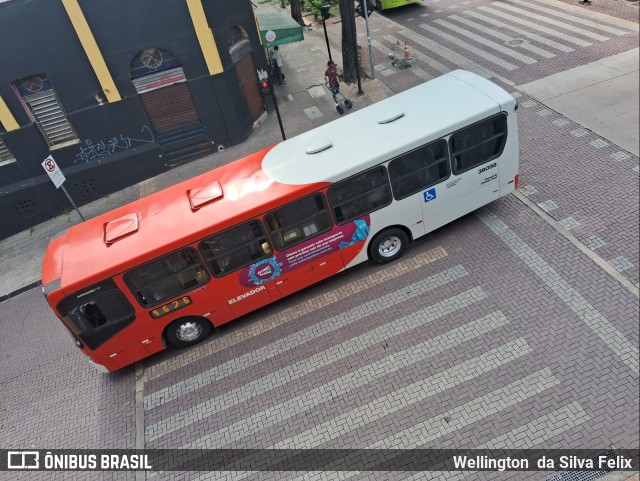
<box><xmin>518</xmin><ymin>48</ymin><xmax>639</xmax><ymax>156</ymax></box>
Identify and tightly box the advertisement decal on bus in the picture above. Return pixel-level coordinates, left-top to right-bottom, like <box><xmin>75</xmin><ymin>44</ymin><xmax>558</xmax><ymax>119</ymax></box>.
<box><xmin>239</xmin><ymin>216</ymin><xmax>371</xmax><ymax>287</ymax></box>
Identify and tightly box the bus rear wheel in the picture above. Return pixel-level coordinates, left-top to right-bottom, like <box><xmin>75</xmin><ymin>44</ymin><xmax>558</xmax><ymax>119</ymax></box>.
<box><xmin>165</xmin><ymin>316</ymin><xmax>212</xmax><ymax>348</ymax></box>
<box><xmin>369</xmin><ymin>228</ymin><xmax>409</xmax><ymax>264</ymax></box>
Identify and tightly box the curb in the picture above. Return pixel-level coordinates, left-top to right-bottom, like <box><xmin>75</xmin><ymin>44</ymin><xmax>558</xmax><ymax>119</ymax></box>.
<box><xmin>0</xmin><ymin>280</ymin><xmax>41</xmax><ymax>304</ymax></box>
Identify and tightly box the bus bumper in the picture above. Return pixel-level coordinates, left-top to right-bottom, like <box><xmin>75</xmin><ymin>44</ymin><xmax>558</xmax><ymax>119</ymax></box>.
<box><xmin>89</xmin><ymin>360</ymin><xmax>110</xmax><ymax>374</ymax></box>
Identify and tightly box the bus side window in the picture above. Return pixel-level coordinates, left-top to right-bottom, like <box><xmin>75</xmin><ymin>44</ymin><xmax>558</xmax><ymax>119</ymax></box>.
<box><xmin>265</xmin><ymin>194</ymin><xmax>333</xmax><ymax>251</ymax></box>
<box><xmin>450</xmin><ymin>114</ymin><xmax>508</xmax><ymax>174</ymax></box>
<box><xmin>327</xmin><ymin>166</ymin><xmax>392</xmax><ymax>224</ymax></box>
<box><xmin>199</xmin><ymin>221</ymin><xmax>272</xmax><ymax>277</ymax></box>
<box><xmin>389</xmin><ymin>138</ymin><xmax>451</xmax><ymax>199</ymax></box>
<box><xmin>124</xmin><ymin>248</ymin><xmax>210</xmax><ymax>307</ymax></box>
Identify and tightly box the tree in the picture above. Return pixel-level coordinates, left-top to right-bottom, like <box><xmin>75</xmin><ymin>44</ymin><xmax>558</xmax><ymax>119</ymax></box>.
<box><xmin>290</xmin><ymin>0</ymin><xmax>304</xmax><ymax>27</ymax></box>
<box><xmin>337</xmin><ymin>0</ymin><xmax>358</xmax><ymax>84</ymax></box>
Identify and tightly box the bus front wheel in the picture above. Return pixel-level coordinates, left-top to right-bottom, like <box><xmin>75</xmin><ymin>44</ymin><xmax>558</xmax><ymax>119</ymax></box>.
<box><xmin>369</xmin><ymin>228</ymin><xmax>409</xmax><ymax>264</ymax></box>
<box><xmin>165</xmin><ymin>316</ymin><xmax>212</xmax><ymax>349</ymax></box>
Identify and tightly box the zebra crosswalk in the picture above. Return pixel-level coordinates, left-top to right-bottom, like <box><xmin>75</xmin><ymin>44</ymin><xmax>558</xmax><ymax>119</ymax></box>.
<box><xmin>364</xmin><ymin>0</ymin><xmax>635</xmax><ymax>88</ymax></box>
<box><xmin>141</xmin><ymin>235</ymin><xmax>607</xmax><ymax>481</ymax></box>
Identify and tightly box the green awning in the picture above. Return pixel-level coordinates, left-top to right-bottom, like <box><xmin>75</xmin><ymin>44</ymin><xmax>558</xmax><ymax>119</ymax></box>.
<box><xmin>257</xmin><ymin>13</ymin><xmax>304</xmax><ymax>46</ymax></box>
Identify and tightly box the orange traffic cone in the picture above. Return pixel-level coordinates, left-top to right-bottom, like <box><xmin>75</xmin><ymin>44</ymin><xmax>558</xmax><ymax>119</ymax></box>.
<box><xmin>404</xmin><ymin>42</ymin><xmax>412</xmax><ymax>61</ymax></box>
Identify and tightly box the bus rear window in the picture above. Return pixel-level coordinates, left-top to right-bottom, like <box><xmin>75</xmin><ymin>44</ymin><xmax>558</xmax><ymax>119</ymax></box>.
<box><xmin>450</xmin><ymin>113</ymin><xmax>507</xmax><ymax>174</ymax></box>
<box><xmin>124</xmin><ymin>248</ymin><xmax>209</xmax><ymax>307</ymax></box>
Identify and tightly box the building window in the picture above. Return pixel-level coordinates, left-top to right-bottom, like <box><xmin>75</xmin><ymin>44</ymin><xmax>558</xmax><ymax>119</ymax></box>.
<box><xmin>130</xmin><ymin>47</ymin><xmax>181</xmax><ymax>79</ymax></box>
<box><xmin>450</xmin><ymin>114</ymin><xmax>508</xmax><ymax>175</ymax></box>
<box><xmin>12</xmin><ymin>74</ymin><xmax>79</xmax><ymax>149</ymax></box>
<box><xmin>0</xmin><ymin>137</ymin><xmax>16</xmax><ymax>166</ymax></box>
<box><xmin>199</xmin><ymin>221</ymin><xmax>272</xmax><ymax>277</ymax></box>
<box><xmin>124</xmin><ymin>248</ymin><xmax>210</xmax><ymax>307</ymax></box>
<box><xmin>265</xmin><ymin>194</ymin><xmax>333</xmax><ymax>251</ymax></box>
<box><xmin>328</xmin><ymin>166</ymin><xmax>393</xmax><ymax>225</ymax></box>
<box><xmin>389</xmin><ymin>139</ymin><xmax>450</xmax><ymax>200</ymax></box>
<box><xmin>228</xmin><ymin>25</ymin><xmax>250</xmax><ymax>64</ymax></box>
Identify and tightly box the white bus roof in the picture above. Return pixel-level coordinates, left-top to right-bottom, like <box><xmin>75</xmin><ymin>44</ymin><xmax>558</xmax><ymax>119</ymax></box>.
<box><xmin>262</xmin><ymin>70</ymin><xmax>515</xmax><ymax>185</ymax></box>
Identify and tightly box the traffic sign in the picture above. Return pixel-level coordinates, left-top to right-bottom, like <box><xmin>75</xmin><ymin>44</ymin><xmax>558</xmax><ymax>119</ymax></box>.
<box><xmin>40</xmin><ymin>155</ymin><xmax>85</xmax><ymax>221</ymax></box>
<box><xmin>42</xmin><ymin>155</ymin><xmax>66</xmax><ymax>189</ymax></box>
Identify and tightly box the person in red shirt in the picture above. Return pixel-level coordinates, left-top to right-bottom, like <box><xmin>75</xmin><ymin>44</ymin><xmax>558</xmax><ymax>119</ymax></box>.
<box><xmin>324</xmin><ymin>60</ymin><xmax>340</xmax><ymax>101</ymax></box>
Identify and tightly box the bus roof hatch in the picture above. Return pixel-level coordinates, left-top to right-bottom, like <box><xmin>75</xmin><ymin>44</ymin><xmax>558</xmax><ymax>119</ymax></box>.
<box><xmin>188</xmin><ymin>180</ymin><xmax>223</xmax><ymax>210</ymax></box>
<box><xmin>104</xmin><ymin>213</ymin><xmax>139</xmax><ymax>244</ymax></box>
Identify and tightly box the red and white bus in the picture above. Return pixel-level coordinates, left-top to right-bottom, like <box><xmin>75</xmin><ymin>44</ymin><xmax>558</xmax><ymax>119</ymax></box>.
<box><xmin>42</xmin><ymin>70</ymin><xmax>519</xmax><ymax>372</ymax></box>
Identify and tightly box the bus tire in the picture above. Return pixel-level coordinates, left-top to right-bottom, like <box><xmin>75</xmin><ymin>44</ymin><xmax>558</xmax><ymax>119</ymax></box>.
<box><xmin>336</xmin><ymin>105</ymin><xmax>344</xmax><ymax>115</ymax></box>
<box><xmin>165</xmin><ymin>316</ymin><xmax>212</xmax><ymax>349</ymax></box>
<box><xmin>369</xmin><ymin>228</ymin><xmax>409</xmax><ymax>264</ymax></box>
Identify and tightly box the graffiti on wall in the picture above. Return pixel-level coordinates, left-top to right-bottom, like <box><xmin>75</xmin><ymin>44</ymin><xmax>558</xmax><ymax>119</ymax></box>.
<box><xmin>74</xmin><ymin>126</ymin><xmax>155</xmax><ymax>163</ymax></box>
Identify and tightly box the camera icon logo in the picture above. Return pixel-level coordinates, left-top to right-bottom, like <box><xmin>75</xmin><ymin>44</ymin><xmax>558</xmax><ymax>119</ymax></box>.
<box><xmin>7</xmin><ymin>451</ymin><xmax>39</xmax><ymax>469</ymax></box>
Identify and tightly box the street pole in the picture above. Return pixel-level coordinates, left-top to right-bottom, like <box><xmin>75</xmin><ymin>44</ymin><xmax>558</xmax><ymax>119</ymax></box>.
<box><xmin>321</xmin><ymin>15</ymin><xmax>332</xmax><ymax>62</ymax></box>
<box><xmin>269</xmin><ymin>73</ymin><xmax>286</xmax><ymax>141</ymax></box>
<box><xmin>61</xmin><ymin>185</ymin><xmax>86</xmax><ymax>221</ymax></box>
<box><xmin>350</xmin><ymin>2</ymin><xmax>364</xmax><ymax>96</ymax></box>
<box><xmin>362</xmin><ymin>1</ymin><xmax>375</xmax><ymax>79</ymax></box>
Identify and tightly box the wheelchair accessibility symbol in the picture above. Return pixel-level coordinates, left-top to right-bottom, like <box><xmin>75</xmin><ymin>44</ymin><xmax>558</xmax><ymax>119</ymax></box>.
<box><xmin>423</xmin><ymin>188</ymin><xmax>436</xmax><ymax>203</ymax></box>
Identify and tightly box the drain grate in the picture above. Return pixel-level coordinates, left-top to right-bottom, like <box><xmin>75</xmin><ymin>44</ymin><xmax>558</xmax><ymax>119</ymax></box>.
<box><xmin>307</xmin><ymin>86</ymin><xmax>326</xmax><ymax>99</ymax></box>
<box><xmin>303</xmin><ymin>106</ymin><xmax>323</xmax><ymax>120</ymax></box>
<box><xmin>545</xmin><ymin>450</ymin><xmax>618</xmax><ymax>481</ymax></box>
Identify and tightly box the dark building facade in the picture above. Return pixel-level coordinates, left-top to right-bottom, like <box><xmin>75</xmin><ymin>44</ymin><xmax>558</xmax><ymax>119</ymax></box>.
<box><xmin>0</xmin><ymin>0</ymin><xmax>270</xmax><ymax>239</ymax></box>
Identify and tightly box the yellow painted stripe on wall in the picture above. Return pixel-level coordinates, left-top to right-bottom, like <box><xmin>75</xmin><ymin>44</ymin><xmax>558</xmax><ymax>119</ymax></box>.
<box><xmin>61</xmin><ymin>0</ymin><xmax>121</xmax><ymax>103</ymax></box>
<box><xmin>0</xmin><ymin>95</ymin><xmax>20</xmax><ymax>131</ymax></box>
<box><xmin>254</xmin><ymin>13</ymin><xmax>263</xmax><ymax>46</ymax></box>
<box><xmin>186</xmin><ymin>0</ymin><xmax>224</xmax><ymax>76</ymax></box>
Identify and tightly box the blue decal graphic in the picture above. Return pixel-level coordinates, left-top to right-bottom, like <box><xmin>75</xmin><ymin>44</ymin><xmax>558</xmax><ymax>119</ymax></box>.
<box><xmin>339</xmin><ymin>219</ymin><xmax>371</xmax><ymax>249</ymax></box>
<box><xmin>423</xmin><ymin>188</ymin><xmax>436</xmax><ymax>203</ymax></box>
<box><xmin>248</xmin><ymin>256</ymin><xmax>281</xmax><ymax>285</ymax></box>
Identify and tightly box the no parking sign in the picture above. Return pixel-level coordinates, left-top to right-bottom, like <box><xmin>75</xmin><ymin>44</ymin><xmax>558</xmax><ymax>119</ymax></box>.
<box><xmin>41</xmin><ymin>155</ymin><xmax>85</xmax><ymax>221</ymax></box>
<box><xmin>42</xmin><ymin>155</ymin><xmax>66</xmax><ymax>189</ymax></box>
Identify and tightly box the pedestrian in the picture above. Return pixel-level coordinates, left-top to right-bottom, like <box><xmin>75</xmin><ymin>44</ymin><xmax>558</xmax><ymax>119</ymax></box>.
<box><xmin>324</xmin><ymin>60</ymin><xmax>340</xmax><ymax>101</ymax></box>
<box><xmin>272</xmin><ymin>46</ymin><xmax>286</xmax><ymax>86</ymax></box>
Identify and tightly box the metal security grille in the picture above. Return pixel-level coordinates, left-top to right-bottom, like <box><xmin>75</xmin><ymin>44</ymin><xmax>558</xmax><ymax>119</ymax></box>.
<box><xmin>235</xmin><ymin>54</ymin><xmax>264</xmax><ymax>122</ymax></box>
<box><xmin>24</xmin><ymin>90</ymin><xmax>79</xmax><ymax>148</ymax></box>
<box><xmin>0</xmin><ymin>137</ymin><xmax>15</xmax><ymax>166</ymax></box>
<box><xmin>139</xmin><ymin>82</ymin><xmax>200</xmax><ymax>133</ymax></box>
